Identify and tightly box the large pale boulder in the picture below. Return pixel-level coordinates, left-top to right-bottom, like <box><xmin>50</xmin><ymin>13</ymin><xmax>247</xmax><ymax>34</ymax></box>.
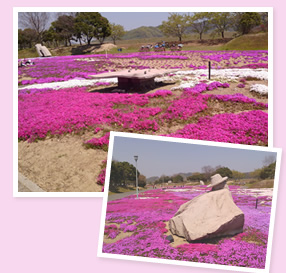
<box><xmin>169</xmin><ymin>188</ymin><xmax>244</xmax><ymax>241</ymax></box>
<box><xmin>35</xmin><ymin>44</ymin><xmax>52</xmax><ymax>57</ymax></box>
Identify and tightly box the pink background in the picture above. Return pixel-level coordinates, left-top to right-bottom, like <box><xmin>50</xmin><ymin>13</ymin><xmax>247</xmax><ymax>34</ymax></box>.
<box><xmin>1</xmin><ymin>1</ymin><xmax>285</xmax><ymax>272</ymax></box>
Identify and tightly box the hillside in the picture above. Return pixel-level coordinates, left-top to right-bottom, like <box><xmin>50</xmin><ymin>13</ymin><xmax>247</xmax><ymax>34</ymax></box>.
<box><xmin>221</xmin><ymin>33</ymin><xmax>268</xmax><ymax>50</ymax></box>
<box><xmin>123</xmin><ymin>26</ymin><xmax>164</xmax><ymax>40</ymax></box>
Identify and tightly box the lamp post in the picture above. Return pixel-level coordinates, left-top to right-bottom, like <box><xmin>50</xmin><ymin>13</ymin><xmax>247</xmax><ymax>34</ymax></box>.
<box><xmin>134</xmin><ymin>155</ymin><xmax>139</xmax><ymax>199</ymax></box>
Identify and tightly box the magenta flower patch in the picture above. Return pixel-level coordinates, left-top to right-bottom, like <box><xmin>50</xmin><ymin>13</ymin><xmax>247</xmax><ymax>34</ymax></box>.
<box><xmin>102</xmin><ymin>186</ymin><xmax>271</xmax><ymax>269</ymax></box>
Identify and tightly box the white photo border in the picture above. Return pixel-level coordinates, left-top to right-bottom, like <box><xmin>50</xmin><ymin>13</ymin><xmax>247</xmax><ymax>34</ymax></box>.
<box><xmin>14</xmin><ymin>7</ymin><xmax>273</xmax><ymax>197</ymax></box>
<box><xmin>98</xmin><ymin>131</ymin><xmax>281</xmax><ymax>273</ymax></box>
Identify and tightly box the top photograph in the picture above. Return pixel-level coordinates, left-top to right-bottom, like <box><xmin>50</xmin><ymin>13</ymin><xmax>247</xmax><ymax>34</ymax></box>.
<box><xmin>15</xmin><ymin>8</ymin><xmax>272</xmax><ymax>194</ymax></box>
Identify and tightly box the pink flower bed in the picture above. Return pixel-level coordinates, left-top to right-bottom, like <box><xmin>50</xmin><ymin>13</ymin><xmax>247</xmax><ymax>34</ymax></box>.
<box><xmin>18</xmin><ymin>51</ymin><xmax>268</xmax><ymax>85</ymax></box>
<box><xmin>102</xmin><ymin>186</ymin><xmax>271</xmax><ymax>269</ymax></box>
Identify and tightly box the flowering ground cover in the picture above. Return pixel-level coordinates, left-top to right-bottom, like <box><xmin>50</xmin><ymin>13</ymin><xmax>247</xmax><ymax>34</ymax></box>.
<box><xmin>18</xmin><ymin>50</ymin><xmax>269</xmax><ymax>192</ymax></box>
<box><xmin>102</xmin><ymin>186</ymin><xmax>272</xmax><ymax>269</ymax></box>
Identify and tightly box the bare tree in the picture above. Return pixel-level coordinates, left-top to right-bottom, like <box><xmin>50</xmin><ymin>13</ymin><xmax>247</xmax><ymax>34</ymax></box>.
<box><xmin>201</xmin><ymin>165</ymin><xmax>215</xmax><ymax>182</ymax></box>
<box><xmin>263</xmin><ymin>155</ymin><xmax>276</xmax><ymax>167</ymax></box>
<box><xmin>19</xmin><ymin>12</ymin><xmax>50</xmax><ymax>42</ymax></box>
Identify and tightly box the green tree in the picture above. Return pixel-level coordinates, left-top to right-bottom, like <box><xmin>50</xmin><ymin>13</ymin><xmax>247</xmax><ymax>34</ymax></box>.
<box><xmin>18</xmin><ymin>28</ymin><xmax>37</xmax><ymax>49</ymax></box>
<box><xmin>75</xmin><ymin>12</ymin><xmax>111</xmax><ymax>45</ymax></box>
<box><xmin>172</xmin><ymin>174</ymin><xmax>184</xmax><ymax>183</ymax></box>
<box><xmin>189</xmin><ymin>12</ymin><xmax>211</xmax><ymax>40</ymax></box>
<box><xmin>42</xmin><ymin>28</ymin><xmax>58</xmax><ymax>47</ymax></box>
<box><xmin>237</xmin><ymin>12</ymin><xmax>261</xmax><ymax>35</ymax></box>
<box><xmin>110</xmin><ymin>23</ymin><xmax>125</xmax><ymax>45</ymax></box>
<box><xmin>50</xmin><ymin>15</ymin><xmax>75</xmax><ymax>47</ymax></box>
<box><xmin>138</xmin><ymin>174</ymin><xmax>147</xmax><ymax>188</ymax></box>
<box><xmin>250</xmin><ymin>168</ymin><xmax>262</xmax><ymax>179</ymax></box>
<box><xmin>214</xmin><ymin>167</ymin><xmax>233</xmax><ymax>178</ymax></box>
<box><xmin>159</xmin><ymin>13</ymin><xmax>189</xmax><ymax>42</ymax></box>
<box><xmin>232</xmin><ymin>170</ymin><xmax>245</xmax><ymax>181</ymax></box>
<box><xmin>260</xmin><ymin>162</ymin><xmax>276</xmax><ymax>179</ymax></box>
<box><xmin>158</xmin><ymin>175</ymin><xmax>170</xmax><ymax>183</ymax></box>
<box><xmin>110</xmin><ymin>161</ymin><xmax>141</xmax><ymax>188</ymax></box>
<box><xmin>209</xmin><ymin>12</ymin><xmax>233</xmax><ymax>39</ymax></box>
<box><xmin>188</xmin><ymin>172</ymin><xmax>205</xmax><ymax>182</ymax></box>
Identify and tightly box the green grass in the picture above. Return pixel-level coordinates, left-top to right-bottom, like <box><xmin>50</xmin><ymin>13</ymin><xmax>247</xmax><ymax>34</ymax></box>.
<box><xmin>245</xmin><ymin>179</ymin><xmax>274</xmax><ymax>189</ymax></box>
<box><xmin>221</xmin><ymin>33</ymin><xmax>268</xmax><ymax>51</ymax></box>
<box><xmin>18</xmin><ymin>48</ymin><xmax>38</xmax><ymax>59</ymax></box>
<box><xmin>109</xmin><ymin>186</ymin><xmax>146</xmax><ymax>194</ymax></box>
<box><xmin>18</xmin><ymin>32</ymin><xmax>268</xmax><ymax>59</ymax></box>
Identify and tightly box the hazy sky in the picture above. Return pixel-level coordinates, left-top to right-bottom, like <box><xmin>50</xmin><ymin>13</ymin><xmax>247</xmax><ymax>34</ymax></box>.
<box><xmin>18</xmin><ymin>12</ymin><xmax>189</xmax><ymax>31</ymax></box>
<box><xmin>101</xmin><ymin>12</ymin><xmax>188</xmax><ymax>31</ymax></box>
<box><xmin>111</xmin><ymin>136</ymin><xmax>277</xmax><ymax>178</ymax></box>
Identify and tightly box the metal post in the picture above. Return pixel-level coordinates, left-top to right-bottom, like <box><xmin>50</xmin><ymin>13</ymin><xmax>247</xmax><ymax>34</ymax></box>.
<box><xmin>134</xmin><ymin>155</ymin><xmax>139</xmax><ymax>199</ymax></box>
<box><xmin>255</xmin><ymin>198</ymin><xmax>258</xmax><ymax>209</ymax></box>
<box><xmin>208</xmin><ymin>61</ymin><xmax>211</xmax><ymax>80</ymax></box>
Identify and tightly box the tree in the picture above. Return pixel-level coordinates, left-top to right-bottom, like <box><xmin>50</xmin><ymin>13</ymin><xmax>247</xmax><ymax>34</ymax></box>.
<box><xmin>110</xmin><ymin>161</ymin><xmax>141</xmax><ymax>189</ymax></box>
<box><xmin>209</xmin><ymin>12</ymin><xmax>233</xmax><ymax>39</ymax></box>
<box><xmin>250</xmin><ymin>168</ymin><xmax>262</xmax><ymax>179</ymax></box>
<box><xmin>188</xmin><ymin>172</ymin><xmax>205</xmax><ymax>182</ymax></box>
<box><xmin>259</xmin><ymin>12</ymin><xmax>268</xmax><ymax>32</ymax></box>
<box><xmin>138</xmin><ymin>174</ymin><xmax>147</xmax><ymax>188</ymax></box>
<box><xmin>263</xmin><ymin>155</ymin><xmax>276</xmax><ymax>167</ymax></box>
<box><xmin>172</xmin><ymin>174</ymin><xmax>184</xmax><ymax>183</ymax></box>
<box><xmin>260</xmin><ymin>162</ymin><xmax>276</xmax><ymax>180</ymax></box>
<box><xmin>18</xmin><ymin>28</ymin><xmax>37</xmax><ymax>49</ymax></box>
<box><xmin>232</xmin><ymin>170</ymin><xmax>245</xmax><ymax>181</ymax></box>
<box><xmin>214</xmin><ymin>167</ymin><xmax>233</xmax><ymax>178</ymax></box>
<box><xmin>75</xmin><ymin>12</ymin><xmax>111</xmax><ymax>45</ymax></box>
<box><xmin>110</xmin><ymin>23</ymin><xmax>125</xmax><ymax>45</ymax></box>
<box><xmin>159</xmin><ymin>13</ymin><xmax>189</xmax><ymax>42</ymax></box>
<box><xmin>50</xmin><ymin>15</ymin><xmax>76</xmax><ymax>47</ymax></box>
<box><xmin>42</xmin><ymin>28</ymin><xmax>57</xmax><ymax>47</ymax></box>
<box><xmin>201</xmin><ymin>165</ymin><xmax>215</xmax><ymax>182</ymax></box>
<box><xmin>19</xmin><ymin>12</ymin><xmax>50</xmax><ymax>42</ymax></box>
<box><xmin>237</xmin><ymin>12</ymin><xmax>261</xmax><ymax>35</ymax></box>
<box><xmin>189</xmin><ymin>12</ymin><xmax>211</xmax><ymax>40</ymax></box>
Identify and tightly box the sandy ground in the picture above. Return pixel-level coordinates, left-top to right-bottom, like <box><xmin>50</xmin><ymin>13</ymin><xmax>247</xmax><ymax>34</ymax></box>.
<box><xmin>18</xmin><ymin>134</ymin><xmax>106</xmax><ymax>192</ymax></box>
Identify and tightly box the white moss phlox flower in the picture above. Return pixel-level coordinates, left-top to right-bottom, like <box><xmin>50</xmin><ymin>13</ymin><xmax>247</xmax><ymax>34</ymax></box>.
<box><xmin>250</xmin><ymin>84</ymin><xmax>268</xmax><ymax>95</ymax></box>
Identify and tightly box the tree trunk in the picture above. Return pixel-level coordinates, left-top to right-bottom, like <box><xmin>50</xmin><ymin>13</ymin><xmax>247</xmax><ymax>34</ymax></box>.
<box><xmin>200</xmin><ymin>32</ymin><xmax>202</xmax><ymax>40</ymax></box>
<box><xmin>221</xmin><ymin>31</ymin><xmax>224</xmax><ymax>39</ymax></box>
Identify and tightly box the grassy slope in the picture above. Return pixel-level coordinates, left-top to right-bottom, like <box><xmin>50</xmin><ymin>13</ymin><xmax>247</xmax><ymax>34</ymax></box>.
<box><xmin>220</xmin><ymin>33</ymin><xmax>268</xmax><ymax>51</ymax></box>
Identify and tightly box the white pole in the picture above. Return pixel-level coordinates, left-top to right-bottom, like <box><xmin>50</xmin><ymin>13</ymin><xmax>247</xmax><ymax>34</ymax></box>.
<box><xmin>136</xmin><ymin>160</ymin><xmax>138</xmax><ymax>199</ymax></box>
<box><xmin>134</xmin><ymin>155</ymin><xmax>139</xmax><ymax>199</ymax></box>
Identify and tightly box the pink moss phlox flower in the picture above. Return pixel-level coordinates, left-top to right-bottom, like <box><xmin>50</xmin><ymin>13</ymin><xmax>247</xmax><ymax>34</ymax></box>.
<box><xmin>237</xmin><ymin>83</ymin><xmax>245</xmax><ymax>88</ymax></box>
<box><xmin>164</xmin><ymin>110</ymin><xmax>268</xmax><ymax>145</ymax></box>
<box><xmin>147</xmin><ymin>90</ymin><xmax>173</xmax><ymax>98</ymax></box>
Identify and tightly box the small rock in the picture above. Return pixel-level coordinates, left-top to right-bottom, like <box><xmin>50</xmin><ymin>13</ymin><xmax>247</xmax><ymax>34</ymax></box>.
<box><xmin>165</xmin><ymin>235</ymin><xmax>174</xmax><ymax>243</ymax></box>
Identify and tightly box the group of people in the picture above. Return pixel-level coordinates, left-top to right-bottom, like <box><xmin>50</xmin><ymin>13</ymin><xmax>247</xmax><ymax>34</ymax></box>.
<box><xmin>139</xmin><ymin>41</ymin><xmax>184</xmax><ymax>52</ymax></box>
<box><xmin>18</xmin><ymin>59</ymin><xmax>35</xmax><ymax>67</ymax></box>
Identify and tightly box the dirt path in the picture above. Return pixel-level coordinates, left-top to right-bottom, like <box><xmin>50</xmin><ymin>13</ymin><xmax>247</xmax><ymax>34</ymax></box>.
<box><xmin>108</xmin><ymin>189</ymin><xmax>151</xmax><ymax>201</ymax></box>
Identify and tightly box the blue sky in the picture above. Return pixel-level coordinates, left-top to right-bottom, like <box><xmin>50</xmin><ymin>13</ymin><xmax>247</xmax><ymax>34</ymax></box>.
<box><xmin>112</xmin><ymin>136</ymin><xmax>276</xmax><ymax>178</ymax></box>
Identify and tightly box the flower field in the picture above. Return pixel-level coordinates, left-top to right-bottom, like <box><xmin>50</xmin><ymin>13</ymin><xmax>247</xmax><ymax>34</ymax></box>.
<box><xmin>102</xmin><ymin>186</ymin><xmax>272</xmax><ymax>269</ymax></box>
<box><xmin>18</xmin><ymin>50</ymin><xmax>269</xmax><ymax>192</ymax></box>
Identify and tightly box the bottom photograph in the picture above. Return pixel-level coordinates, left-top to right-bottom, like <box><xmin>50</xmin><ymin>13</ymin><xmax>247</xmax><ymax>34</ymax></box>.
<box><xmin>98</xmin><ymin>132</ymin><xmax>281</xmax><ymax>273</ymax></box>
